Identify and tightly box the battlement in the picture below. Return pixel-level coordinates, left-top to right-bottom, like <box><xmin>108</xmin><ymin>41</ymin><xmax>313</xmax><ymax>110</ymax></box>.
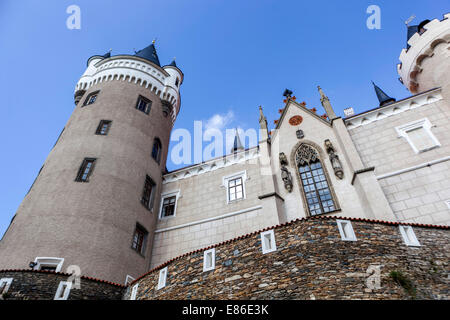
<box><xmin>398</xmin><ymin>13</ymin><xmax>450</xmax><ymax>93</ymax></box>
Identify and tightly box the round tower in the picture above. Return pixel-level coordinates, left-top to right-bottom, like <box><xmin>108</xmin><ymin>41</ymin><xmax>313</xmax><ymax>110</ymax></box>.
<box><xmin>397</xmin><ymin>13</ymin><xmax>450</xmax><ymax>97</ymax></box>
<box><xmin>0</xmin><ymin>43</ymin><xmax>183</xmax><ymax>284</ymax></box>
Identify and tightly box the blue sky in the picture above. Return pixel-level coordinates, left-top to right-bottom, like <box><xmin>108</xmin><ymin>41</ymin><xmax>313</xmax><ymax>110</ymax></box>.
<box><xmin>0</xmin><ymin>0</ymin><xmax>448</xmax><ymax>236</ymax></box>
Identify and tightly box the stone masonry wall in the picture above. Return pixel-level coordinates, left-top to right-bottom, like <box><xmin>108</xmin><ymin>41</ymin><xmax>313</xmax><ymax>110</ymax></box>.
<box><xmin>0</xmin><ymin>270</ymin><xmax>124</xmax><ymax>300</ymax></box>
<box><xmin>125</xmin><ymin>217</ymin><xmax>449</xmax><ymax>300</ymax></box>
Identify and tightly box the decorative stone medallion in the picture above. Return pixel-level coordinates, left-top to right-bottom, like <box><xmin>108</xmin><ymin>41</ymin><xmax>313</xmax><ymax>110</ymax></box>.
<box><xmin>289</xmin><ymin>115</ymin><xmax>303</xmax><ymax>126</ymax></box>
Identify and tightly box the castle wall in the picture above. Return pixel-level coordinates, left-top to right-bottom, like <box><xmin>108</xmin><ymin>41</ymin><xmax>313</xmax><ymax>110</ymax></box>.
<box><xmin>348</xmin><ymin>94</ymin><xmax>450</xmax><ymax>225</ymax></box>
<box><xmin>0</xmin><ymin>270</ymin><xmax>124</xmax><ymax>300</ymax></box>
<box><xmin>151</xmin><ymin>152</ymin><xmax>281</xmax><ymax>268</ymax></box>
<box><xmin>125</xmin><ymin>217</ymin><xmax>449</xmax><ymax>300</ymax></box>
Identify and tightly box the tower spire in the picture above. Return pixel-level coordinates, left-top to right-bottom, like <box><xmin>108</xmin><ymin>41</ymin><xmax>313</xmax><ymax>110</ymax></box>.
<box><xmin>317</xmin><ymin>86</ymin><xmax>337</xmax><ymax>120</ymax></box>
<box><xmin>372</xmin><ymin>81</ymin><xmax>396</xmax><ymax>107</ymax></box>
<box><xmin>231</xmin><ymin>128</ymin><xmax>244</xmax><ymax>153</ymax></box>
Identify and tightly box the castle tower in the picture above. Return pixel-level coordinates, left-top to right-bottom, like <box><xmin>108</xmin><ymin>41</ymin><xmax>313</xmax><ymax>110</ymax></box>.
<box><xmin>0</xmin><ymin>42</ymin><xmax>183</xmax><ymax>283</ymax></box>
<box><xmin>398</xmin><ymin>14</ymin><xmax>450</xmax><ymax>96</ymax></box>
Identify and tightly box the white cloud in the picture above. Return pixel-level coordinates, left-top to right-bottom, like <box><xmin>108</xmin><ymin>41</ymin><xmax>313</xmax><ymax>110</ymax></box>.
<box><xmin>204</xmin><ymin>110</ymin><xmax>235</xmax><ymax>132</ymax></box>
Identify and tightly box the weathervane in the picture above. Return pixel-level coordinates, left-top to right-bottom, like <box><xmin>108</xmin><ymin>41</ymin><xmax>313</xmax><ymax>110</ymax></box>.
<box><xmin>404</xmin><ymin>15</ymin><xmax>416</xmax><ymax>26</ymax></box>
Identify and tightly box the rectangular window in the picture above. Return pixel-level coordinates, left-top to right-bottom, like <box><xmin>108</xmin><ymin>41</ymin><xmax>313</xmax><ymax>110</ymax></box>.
<box><xmin>203</xmin><ymin>248</ymin><xmax>216</xmax><ymax>272</ymax></box>
<box><xmin>54</xmin><ymin>281</ymin><xmax>72</xmax><ymax>300</ymax></box>
<box><xmin>157</xmin><ymin>267</ymin><xmax>167</xmax><ymax>290</ymax></box>
<box><xmin>336</xmin><ymin>220</ymin><xmax>357</xmax><ymax>241</ymax></box>
<box><xmin>261</xmin><ymin>230</ymin><xmax>276</xmax><ymax>254</ymax></box>
<box><xmin>396</xmin><ymin>118</ymin><xmax>440</xmax><ymax>154</ymax></box>
<box><xmin>83</xmin><ymin>91</ymin><xmax>100</xmax><ymax>106</ymax></box>
<box><xmin>95</xmin><ymin>120</ymin><xmax>112</xmax><ymax>135</ymax></box>
<box><xmin>131</xmin><ymin>224</ymin><xmax>148</xmax><ymax>255</ymax></box>
<box><xmin>399</xmin><ymin>225</ymin><xmax>421</xmax><ymax>246</ymax></box>
<box><xmin>136</xmin><ymin>95</ymin><xmax>152</xmax><ymax>114</ymax></box>
<box><xmin>141</xmin><ymin>175</ymin><xmax>156</xmax><ymax>210</ymax></box>
<box><xmin>33</xmin><ymin>257</ymin><xmax>64</xmax><ymax>272</ymax></box>
<box><xmin>75</xmin><ymin>158</ymin><xmax>96</xmax><ymax>182</ymax></box>
<box><xmin>228</xmin><ymin>177</ymin><xmax>243</xmax><ymax>202</ymax></box>
<box><xmin>160</xmin><ymin>196</ymin><xmax>176</xmax><ymax>218</ymax></box>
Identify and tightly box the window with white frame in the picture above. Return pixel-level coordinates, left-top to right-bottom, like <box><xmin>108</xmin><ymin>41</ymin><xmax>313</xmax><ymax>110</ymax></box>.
<box><xmin>445</xmin><ymin>200</ymin><xmax>450</xmax><ymax>210</ymax></box>
<box><xmin>159</xmin><ymin>191</ymin><xmax>179</xmax><ymax>219</ymax></box>
<box><xmin>399</xmin><ymin>225</ymin><xmax>421</xmax><ymax>246</ymax></box>
<box><xmin>395</xmin><ymin>118</ymin><xmax>440</xmax><ymax>154</ymax></box>
<box><xmin>0</xmin><ymin>278</ymin><xmax>13</xmax><ymax>295</ymax></box>
<box><xmin>261</xmin><ymin>230</ymin><xmax>277</xmax><ymax>254</ymax></box>
<box><xmin>223</xmin><ymin>171</ymin><xmax>247</xmax><ymax>203</ymax></box>
<box><xmin>157</xmin><ymin>267</ymin><xmax>167</xmax><ymax>290</ymax></box>
<box><xmin>203</xmin><ymin>248</ymin><xmax>216</xmax><ymax>272</ymax></box>
<box><xmin>54</xmin><ymin>281</ymin><xmax>72</xmax><ymax>300</ymax></box>
<box><xmin>130</xmin><ymin>283</ymin><xmax>139</xmax><ymax>300</ymax></box>
<box><xmin>336</xmin><ymin>220</ymin><xmax>357</xmax><ymax>241</ymax></box>
<box><xmin>33</xmin><ymin>257</ymin><xmax>64</xmax><ymax>272</ymax></box>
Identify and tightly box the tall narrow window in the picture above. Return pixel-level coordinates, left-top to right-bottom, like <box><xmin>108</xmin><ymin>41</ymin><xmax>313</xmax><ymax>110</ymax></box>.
<box><xmin>83</xmin><ymin>91</ymin><xmax>100</xmax><ymax>106</ymax></box>
<box><xmin>0</xmin><ymin>278</ymin><xmax>13</xmax><ymax>295</ymax></box>
<box><xmin>135</xmin><ymin>95</ymin><xmax>152</xmax><ymax>114</ymax></box>
<box><xmin>399</xmin><ymin>226</ymin><xmax>421</xmax><ymax>247</ymax></box>
<box><xmin>160</xmin><ymin>196</ymin><xmax>176</xmax><ymax>218</ymax></box>
<box><xmin>175</xmin><ymin>78</ymin><xmax>179</xmax><ymax>87</ymax></box>
<box><xmin>203</xmin><ymin>248</ymin><xmax>216</xmax><ymax>272</ymax></box>
<box><xmin>152</xmin><ymin>138</ymin><xmax>162</xmax><ymax>164</ymax></box>
<box><xmin>261</xmin><ymin>230</ymin><xmax>276</xmax><ymax>254</ymax></box>
<box><xmin>131</xmin><ymin>224</ymin><xmax>148</xmax><ymax>254</ymax></box>
<box><xmin>337</xmin><ymin>220</ymin><xmax>357</xmax><ymax>241</ymax></box>
<box><xmin>395</xmin><ymin>118</ymin><xmax>440</xmax><ymax>154</ymax></box>
<box><xmin>75</xmin><ymin>158</ymin><xmax>96</xmax><ymax>182</ymax></box>
<box><xmin>95</xmin><ymin>120</ymin><xmax>112</xmax><ymax>135</ymax></box>
<box><xmin>296</xmin><ymin>144</ymin><xmax>336</xmax><ymax>216</ymax></box>
<box><xmin>141</xmin><ymin>175</ymin><xmax>156</xmax><ymax>210</ymax></box>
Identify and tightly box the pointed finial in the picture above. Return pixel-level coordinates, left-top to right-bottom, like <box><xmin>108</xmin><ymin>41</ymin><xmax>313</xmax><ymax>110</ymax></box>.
<box><xmin>152</xmin><ymin>39</ymin><xmax>156</xmax><ymax>44</ymax></box>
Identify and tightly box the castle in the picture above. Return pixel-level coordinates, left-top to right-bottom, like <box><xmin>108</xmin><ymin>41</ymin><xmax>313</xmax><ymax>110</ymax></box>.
<box><xmin>0</xmin><ymin>14</ymin><xmax>449</xmax><ymax>300</ymax></box>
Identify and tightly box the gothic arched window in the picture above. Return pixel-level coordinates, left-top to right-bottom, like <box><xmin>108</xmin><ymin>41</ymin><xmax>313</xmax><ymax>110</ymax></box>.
<box><xmin>295</xmin><ymin>144</ymin><xmax>336</xmax><ymax>216</ymax></box>
<box><xmin>152</xmin><ymin>138</ymin><xmax>162</xmax><ymax>164</ymax></box>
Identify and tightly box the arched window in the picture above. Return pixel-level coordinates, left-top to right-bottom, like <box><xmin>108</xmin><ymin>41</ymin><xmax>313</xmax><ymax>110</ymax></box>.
<box><xmin>152</xmin><ymin>138</ymin><xmax>162</xmax><ymax>164</ymax></box>
<box><xmin>295</xmin><ymin>144</ymin><xmax>336</xmax><ymax>216</ymax></box>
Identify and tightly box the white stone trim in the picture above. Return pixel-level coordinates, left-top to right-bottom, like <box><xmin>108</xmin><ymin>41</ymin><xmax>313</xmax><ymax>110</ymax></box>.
<box><xmin>345</xmin><ymin>88</ymin><xmax>442</xmax><ymax>129</ymax></box>
<box><xmin>376</xmin><ymin>156</ymin><xmax>450</xmax><ymax>180</ymax></box>
<box><xmin>125</xmin><ymin>275</ymin><xmax>135</xmax><ymax>286</ymax></box>
<box><xmin>261</xmin><ymin>230</ymin><xmax>277</xmax><ymax>254</ymax></box>
<box><xmin>203</xmin><ymin>248</ymin><xmax>216</xmax><ymax>272</ymax></box>
<box><xmin>157</xmin><ymin>267</ymin><xmax>168</xmax><ymax>290</ymax></box>
<box><xmin>130</xmin><ymin>283</ymin><xmax>139</xmax><ymax>300</ymax></box>
<box><xmin>159</xmin><ymin>190</ymin><xmax>180</xmax><ymax>220</ymax></box>
<box><xmin>0</xmin><ymin>278</ymin><xmax>13</xmax><ymax>294</ymax></box>
<box><xmin>395</xmin><ymin>117</ymin><xmax>440</xmax><ymax>154</ymax></box>
<box><xmin>398</xmin><ymin>13</ymin><xmax>450</xmax><ymax>91</ymax></box>
<box><xmin>154</xmin><ymin>205</ymin><xmax>262</xmax><ymax>233</ymax></box>
<box><xmin>34</xmin><ymin>257</ymin><xmax>64</xmax><ymax>272</ymax></box>
<box><xmin>223</xmin><ymin>170</ymin><xmax>247</xmax><ymax>204</ymax></box>
<box><xmin>336</xmin><ymin>219</ymin><xmax>357</xmax><ymax>241</ymax></box>
<box><xmin>162</xmin><ymin>147</ymin><xmax>259</xmax><ymax>184</ymax></box>
<box><xmin>399</xmin><ymin>226</ymin><xmax>421</xmax><ymax>247</ymax></box>
<box><xmin>54</xmin><ymin>281</ymin><xmax>72</xmax><ymax>300</ymax></box>
<box><xmin>445</xmin><ymin>200</ymin><xmax>450</xmax><ymax>210</ymax></box>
